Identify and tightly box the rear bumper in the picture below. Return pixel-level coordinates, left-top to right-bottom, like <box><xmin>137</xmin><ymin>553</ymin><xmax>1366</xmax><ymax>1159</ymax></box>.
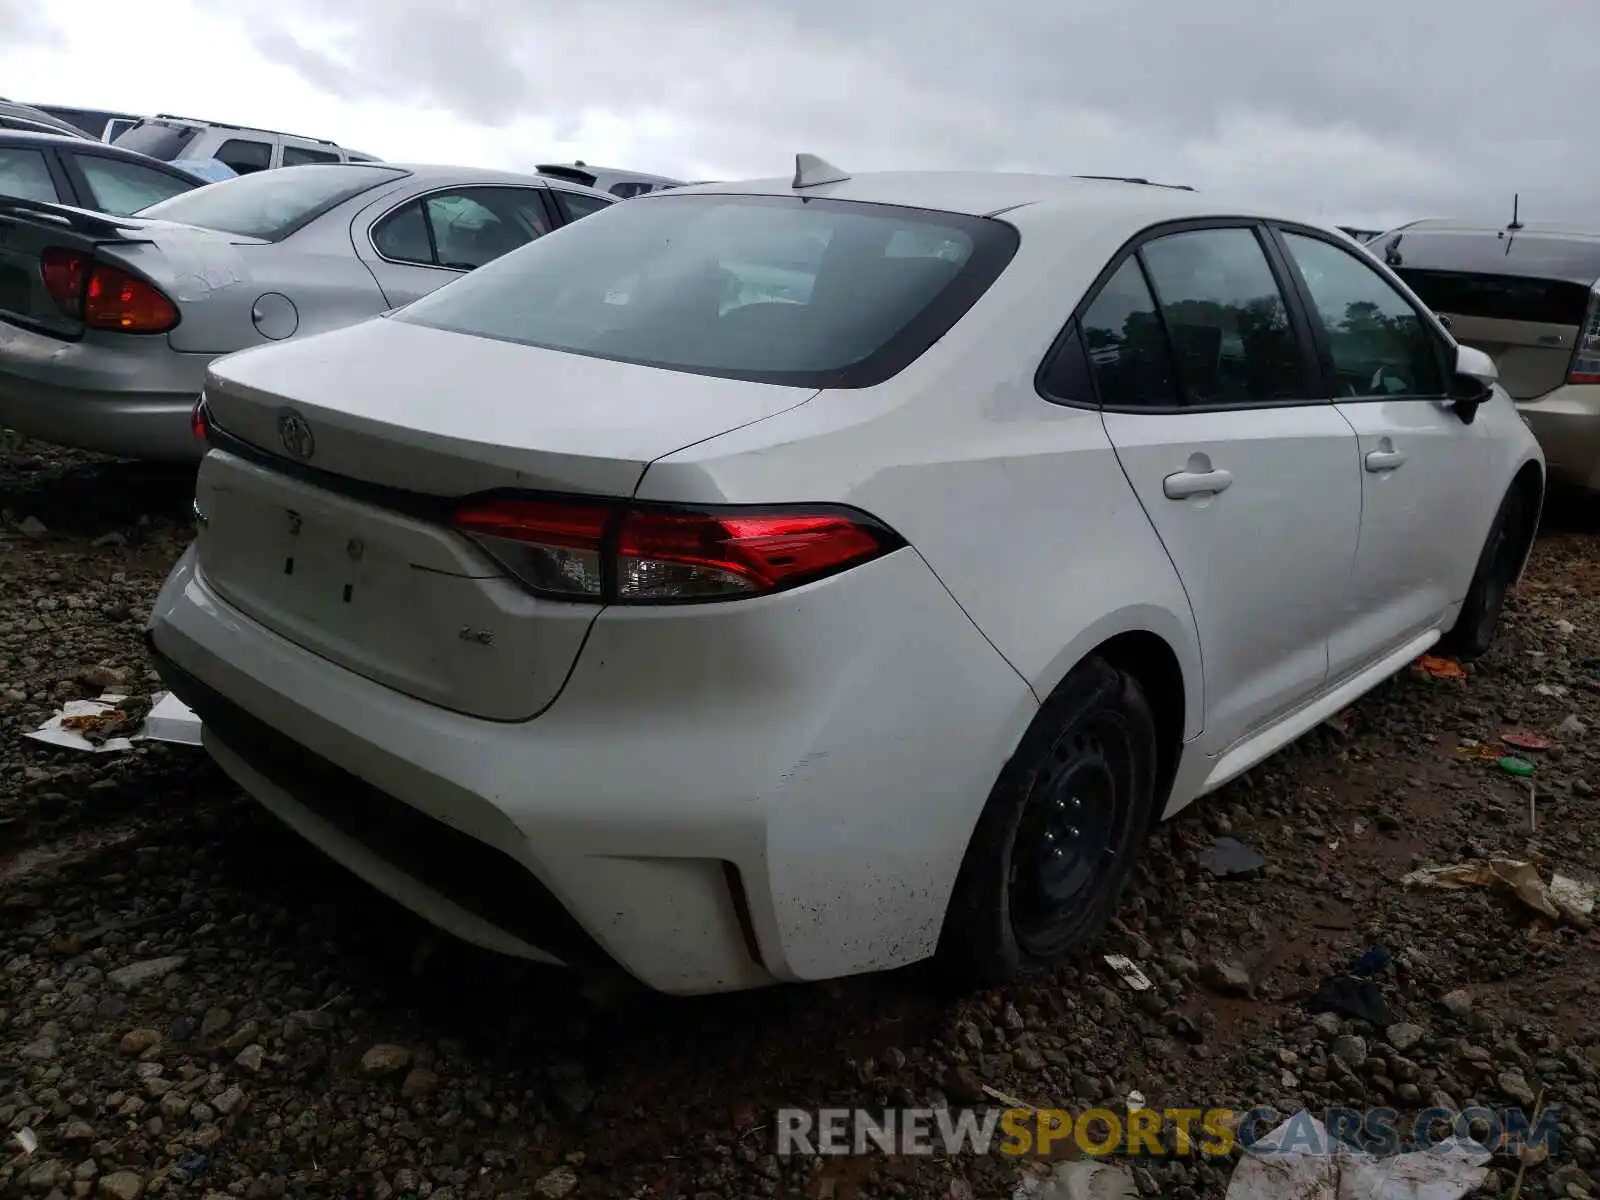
<box><xmin>1517</xmin><ymin>384</ymin><xmax>1600</xmax><ymax>491</ymax></box>
<box><xmin>147</xmin><ymin>545</ymin><xmax>1036</xmax><ymax>995</ymax></box>
<box><xmin>0</xmin><ymin>318</ymin><xmax>210</xmax><ymax>460</ymax></box>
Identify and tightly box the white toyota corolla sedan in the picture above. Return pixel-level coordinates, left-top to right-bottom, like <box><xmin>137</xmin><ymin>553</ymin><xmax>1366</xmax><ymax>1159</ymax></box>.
<box><xmin>147</xmin><ymin>157</ymin><xmax>1545</xmax><ymax>995</ymax></box>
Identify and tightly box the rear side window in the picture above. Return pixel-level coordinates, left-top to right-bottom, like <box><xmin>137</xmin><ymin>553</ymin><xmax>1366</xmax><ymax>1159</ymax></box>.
<box><xmin>0</xmin><ymin>148</ymin><xmax>59</xmax><ymax>204</ymax></box>
<box><xmin>112</xmin><ymin>120</ymin><xmax>198</xmax><ymax>161</ymax></box>
<box><xmin>216</xmin><ymin>138</ymin><xmax>272</xmax><ymax>175</ymax></box>
<box><xmin>1396</xmin><ymin>268</ymin><xmax>1593</xmax><ymax>328</ymax></box>
<box><xmin>395</xmin><ymin>193</ymin><xmax>1019</xmax><ymax>388</ymax></box>
<box><xmin>74</xmin><ymin>154</ymin><xmax>194</xmax><ymax>215</ymax></box>
<box><xmin>551</xmin><ymin>190</ymin><xmax>611</xmax><ymax>223</ymax></box>
<box><xmin>1139</xmin><ymin>227</ymin><xmax>1305</xmax><ymax>405</ymax></box>
<box><xmin>1077</xmin><ymin>257</ymin><xmax>1181</xmax><ymax>407</ymax></box>
<box><xmin>283</xmin><ymin>145</ymin><xmax>340</xmax><ymax>166</ymax></box>
<box><xmin>373</xmin><ymin>187</ymin><xmax>551</xmax><ymax>270</ymax></box>
<box><xmin>1280</xmin><ymin>231</ymin><xmax>1446</xmax><ymax>398</ymax></box>
<box><xmin>137</xmin><ymin>164</ymin><xmax>406</xmax><ymax>240</ymax></box>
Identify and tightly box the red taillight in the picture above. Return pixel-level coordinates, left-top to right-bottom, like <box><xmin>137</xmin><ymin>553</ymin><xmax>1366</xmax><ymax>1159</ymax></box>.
<box><xmin>450</xmin><ymin>496</ymin><xmax>900</xmax><ymax>604</ymax></box>
<box><xmin>38</xmin><ymin>251</ymin><xmax>178</xmax><ymax>333</ymax></box>
<box><xmin>1570</xmin><ymin>284</ymin><xmax>1600</xmax><ymax>385</ymax></box>
<box><xmin>40</xmin><ymin>247</ymin><xmax>89</xmax><ymax>318</ymax></box>
<box><xmin>85</xmin><ymin>262</ymin><xmax>178</xmax><ymax>333</ymax></box>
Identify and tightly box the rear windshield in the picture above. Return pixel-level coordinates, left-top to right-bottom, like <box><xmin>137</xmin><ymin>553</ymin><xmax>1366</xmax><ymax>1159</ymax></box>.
<box><xmin>137</xmin><ymin>164</ymin><xmax>406</xmax><ymax>240</ymax></box>
<box><xmin>112</xmin><ymin>121</ymin><xmax>199</xmax><ymax>161</ymax></box>
<box><xmin>395</xmin><ymin>193</ymin><xmax>1020</xmax><ymax>388</ymax></box>
<box><xmin>1396</xmin><ymin>268</ymin><xmax>1594</xmax><ymax>328</ymax></box>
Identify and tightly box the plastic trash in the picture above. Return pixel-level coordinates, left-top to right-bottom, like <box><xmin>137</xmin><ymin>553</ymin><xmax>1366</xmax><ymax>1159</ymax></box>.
<box><xmin>1402</xmin><ymin>859</ymin><xmax>1562</xmax><ymax>920</ymax></box>
<box><xmin>1498</xmin><ymin>755</ymin><xmax>1536</xmax><ymax>777</ymax></box>
<box><xmin>1015</xmin><ymin>1160</ymin><xmax>1137</xmax><ymax>1200</ymax></box>
<box><xmin>1501</xmin><ymin>731</ymin><xmax>1550</xmax><ymax>751</ymax></box>
<box><xmin>1222</xmin><ymin>1112</ymin><xmax>1488</xmax><ymax>1199</ymax></box>
<box><xmin>25</xmin><ymin>692</ymin><xmax>202</xmax><ymax>753</ymax></box>
<box><xmin>1416</xmin><ymin>655</ymin><xmax>1466</xmax><ymax>679</ymax></box>
<box><xmin>1103</xmin><ymin>954</ymin><xmax>1153</xmax><ymax>991</ymax></box>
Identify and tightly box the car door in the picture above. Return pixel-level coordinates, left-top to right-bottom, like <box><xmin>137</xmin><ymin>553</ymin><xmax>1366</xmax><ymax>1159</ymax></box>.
<box><xmin>1272</xmin><ymin>226</ymin><xmax>1492</xmax><ymax>677</ymax></box>
<box><xmin>356</xmin><ymin>184</ymin><xmax>558</xmax><ymax>308</ymax></box>
<box><xmin>1090</xmin><ymin>223</ymin><xmax>1362</xmax><ymax>746</ymax></box>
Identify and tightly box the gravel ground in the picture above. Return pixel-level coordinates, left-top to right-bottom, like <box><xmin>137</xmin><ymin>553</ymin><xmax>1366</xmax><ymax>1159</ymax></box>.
<box><xmin>3</xmin><ymin>443</ymin><xmax>1600</xmax><ymax>1200</ymax></box>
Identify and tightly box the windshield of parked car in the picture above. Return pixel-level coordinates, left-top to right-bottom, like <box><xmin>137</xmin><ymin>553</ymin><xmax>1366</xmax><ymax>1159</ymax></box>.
<box><xmin>394</xmin><ymin>193</ymin><xmax>1020</xmax><ymax>388</ymax></box>
<box><xmin>137</xmin><ymin>164</ymin><xmax>406</xmax><ymax>240</ymax></box>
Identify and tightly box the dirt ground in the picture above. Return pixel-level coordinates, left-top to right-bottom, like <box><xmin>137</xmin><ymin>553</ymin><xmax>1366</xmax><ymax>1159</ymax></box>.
<box><xmin>2</xmin><ymin>445</ymin><xmax>1599</xmax><ymax>1200</ymax></box>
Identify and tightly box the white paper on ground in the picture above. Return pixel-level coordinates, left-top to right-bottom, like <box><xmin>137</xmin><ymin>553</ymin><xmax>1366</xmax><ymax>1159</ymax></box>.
<box><xmin>25</xmin><ymin>692</ymin><xmax>203</xmax><ymax>753</ymax></box>
<box><xmin>1223</xmin><ymin>1113</ymin><xmax>1490</xmax><ymax>1200</ymax></box>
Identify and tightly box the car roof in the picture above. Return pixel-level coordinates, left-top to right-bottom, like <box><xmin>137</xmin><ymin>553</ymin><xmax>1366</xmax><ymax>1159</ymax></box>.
<box><xmin>536</xmin><ymin>162</ymin><xmax>684</xmax><ymax>185</ymax></box>
<box><xmin>0</xmin><ymin>100</ymin><xmax>90</xmax><ymax>138</ymax></box>
<box><xmin>1373</xmin><ymin>218</ymin><xmax>1600</xmax><ymax>285</ymax></box>
<box><xmin>0</xmin><ymin>128</ymin><xmax>164</xmax><ymax>156</ymax></box>
<box><xmin>660</xmin><ymin>168</ymin><xmax>1320</xmax><ymax>225</ymax></box>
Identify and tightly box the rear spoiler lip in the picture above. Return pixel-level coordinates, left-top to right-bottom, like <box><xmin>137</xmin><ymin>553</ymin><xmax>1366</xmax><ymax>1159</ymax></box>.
<box><xmin>0</xmin><ymin>195</ymin><xmax>152</xmax><ymax>238</ymax></box>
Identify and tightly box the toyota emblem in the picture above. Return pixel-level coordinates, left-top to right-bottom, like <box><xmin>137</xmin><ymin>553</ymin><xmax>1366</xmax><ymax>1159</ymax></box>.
<box><xmin>277</xmin><ymin>409</ymin><xmax>315</xmax><ymax>460</ymax></box>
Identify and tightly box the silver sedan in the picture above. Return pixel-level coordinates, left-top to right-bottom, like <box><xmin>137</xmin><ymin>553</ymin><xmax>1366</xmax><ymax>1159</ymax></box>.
<box><xmin>0</xmin><ymin>163</ymin><xmax>616</xmax><ymax>460</ymax></box>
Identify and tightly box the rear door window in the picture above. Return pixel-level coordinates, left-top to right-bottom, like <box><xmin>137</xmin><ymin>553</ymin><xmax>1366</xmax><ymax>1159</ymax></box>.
<box><xmin>111</xmin><ymin>120</ymin><xmax>199</xmax><ymax>161</ymax></box>
<box><xmin>1138</xmin><ymin>226</ymin><xmax>1307</xmax><ymax>406</ymax></box>
<box><xmin>216</xmin><ymin>139</ymin><xmax>273</xmax><ymax>175</ymax></box>
<box><xmin>0</xmin><ymin>148</ymin><xmax>61</xmax><ymax>204</ymax></box>
<box><xmin>373</xmin><ymin>187</ymin><xmax>553</xmax><ymax>270</ymax></box>
<box><xmin>550</xmin><ymin>189</ymin><xmax>612</xmax><ymax>223</ymax></box>
<box><xmin>72</xmin><ymin>153</ymin><xmax>195</xmax><ymax>215</ymax></box>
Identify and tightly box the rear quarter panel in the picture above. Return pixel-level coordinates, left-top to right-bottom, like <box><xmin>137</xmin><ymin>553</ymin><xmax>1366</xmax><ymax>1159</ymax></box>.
<box><xmin>164</xmin><ymin>196</ymin><xmax>395</xmax><ymax>354</ymax></box>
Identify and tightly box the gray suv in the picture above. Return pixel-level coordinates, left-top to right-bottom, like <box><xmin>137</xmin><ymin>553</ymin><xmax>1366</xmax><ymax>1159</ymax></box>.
<box><xmin>113</xmin><ymin>115</ymin><xmax>380</xmax><ymax>176</ymax></box>
<box><xmin>1376</xmin><ymin>218</ymin><xmax>1600</xmax><ymax>491</ymax></box>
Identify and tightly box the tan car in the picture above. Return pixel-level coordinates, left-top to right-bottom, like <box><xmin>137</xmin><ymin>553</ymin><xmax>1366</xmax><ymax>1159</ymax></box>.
<box><xmin>1372</xmin><ymin>218</ymin><xmax>1600</xmax><ymax>490</ymax></box>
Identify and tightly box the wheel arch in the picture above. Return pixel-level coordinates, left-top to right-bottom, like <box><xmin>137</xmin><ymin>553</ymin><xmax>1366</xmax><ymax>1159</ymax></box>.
<box><xmin>1507</xmin><ymin>456</ymin><xmax>1545</xmax><ymax>587</ymax></box>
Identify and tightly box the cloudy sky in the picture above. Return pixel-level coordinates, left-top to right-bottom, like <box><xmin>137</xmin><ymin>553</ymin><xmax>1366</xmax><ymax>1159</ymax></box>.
<box><xmin>2</xmin><ymin>0</ymin><xmax>1592</xmax><ymax>231</ymax></box>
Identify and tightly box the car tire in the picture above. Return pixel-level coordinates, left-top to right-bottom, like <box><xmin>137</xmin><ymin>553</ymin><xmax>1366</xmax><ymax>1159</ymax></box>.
<box><xmin>1437</xmin><ymin>483</ymin><xmax>1533</xmax><ymax>661</ymax></box>
<box><xmin>936</xmin><ymin>655</ymin><xmax>1158</xmax><ymax>990</ymax></box>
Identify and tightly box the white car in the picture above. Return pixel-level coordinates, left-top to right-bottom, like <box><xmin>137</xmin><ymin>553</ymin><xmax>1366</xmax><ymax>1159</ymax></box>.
<box><xmin>147</xmin><ymin>156</ymin><xmax>1545</xmax><ymax>996</ymax></box>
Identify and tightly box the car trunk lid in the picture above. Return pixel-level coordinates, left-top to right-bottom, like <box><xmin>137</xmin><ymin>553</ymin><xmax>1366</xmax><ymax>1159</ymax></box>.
<box><xmin>201</xmin><ymin>316</ymin><xmax>817</xmax><ymax>496</ymax></box>
<box><xmin>194</xmin><ymin>317</ymin><xmax>816</xmax><ymax>719</ymax></box>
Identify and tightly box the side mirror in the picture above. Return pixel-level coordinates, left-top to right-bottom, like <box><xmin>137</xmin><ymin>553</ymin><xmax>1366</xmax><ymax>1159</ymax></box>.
<box><xmin>1451</xmin><ymin>343</ymin><xmax>1497</xmax><ymax>425</ymax></box>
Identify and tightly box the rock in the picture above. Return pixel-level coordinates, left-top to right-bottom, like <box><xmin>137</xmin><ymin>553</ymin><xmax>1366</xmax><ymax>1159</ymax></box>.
<box><xmin>212</xmin><ymin>1085</ymin><xmax>245</xmax><ymax>1116</ymax></box>
<box><xmin>117</xmin><ymin>1030</ymin><xmax>161</xmax><ymax>1057</ymax></box>
<box><xmin>1331</xmin><ymin>1035</ymin><xmax>1368</xmax><ymax>1066</ymax></box>
<box><xmin>1498</xmin><ymin>1071</ymin><xmax>1537</xmax><ymax>1108</ymax></box>
<box><xmin>1440</xmin><ymin>989</ymin><xmax>1473</xmax><ymax>1016</ymax></box>
<box><xmin>107</xmin><ymin>957</ymin><xmax>186</xmax><ymax>991</ymax></box>
<box><xmin>1311</xmin><ymin>1013</ymin><xmax>1343</xmax><ymax>1039</ymax></box>
<box><xmin>1200</xmin><ymin>960</ymin><xmax>1252</xmax><ymax>997</ymax></box>
<box><xmin>97</xmin><ymin>1171</ymin><xmax>144</xmax><ymax>1200</ymax></box>
<box><xmin>198</xmin><ymin>1007</ymin><xmax>232</xmax><ymax>1039</ymax></box>
<box><xmin>399</xmin><ymin>1068</ymin><xmax>438</xmax><ymax>1100</ymax></box>
<box><xmin>61</xmin><ymin>1120</ymin><xmax>96</xmax><ymax>1143</ymax></box>
<box><xmin>533</xmin><ymin>1167</ymin><xmax>578</xmax><ymax>1198</ymax></box>
<box><xmin>359</xmin><ymin>1044</ymin><xmax>412</xmax><ymax>1077</ymax></box>
<box><xmin>19</xmin><ymin>1036</ymin><xmax>56</xmax><ymax>1061</ymax></box>
<box><xmin>1386</xmin><ymin>1023</ymin><xmax>1425</xmax><ymax>1053</ymax></box>
<box><xmin>234</xmin><ymin>1044</ymin><xmax>265</xmax><ymax>1074</ymax></box>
